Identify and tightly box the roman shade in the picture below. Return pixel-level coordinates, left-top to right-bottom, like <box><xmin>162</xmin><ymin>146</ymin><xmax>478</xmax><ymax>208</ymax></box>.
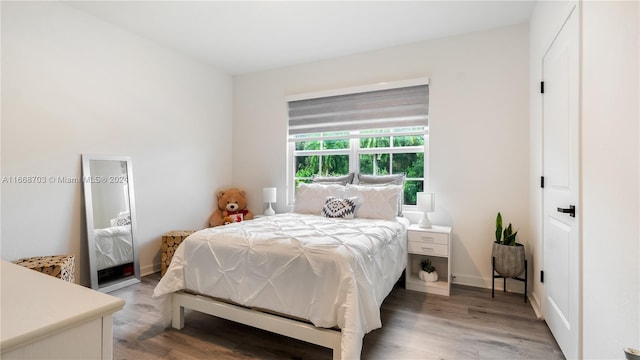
<box><xmin>288</xmin><ymin>84</ymin><xmax>429</xmax><ymax>138</ymax></box>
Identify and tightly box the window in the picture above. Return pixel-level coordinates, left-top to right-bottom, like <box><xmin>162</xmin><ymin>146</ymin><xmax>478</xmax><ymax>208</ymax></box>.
<box><xmin>287</xmin><ymin>80</ymin><xmax>429</xmax><ymax>207</ymax></box>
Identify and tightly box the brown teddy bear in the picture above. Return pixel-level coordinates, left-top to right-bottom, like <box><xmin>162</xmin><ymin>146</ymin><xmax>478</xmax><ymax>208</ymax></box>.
<box><xmin>209</xmin><ymin>188</ymin><xmax>254</xmax><ymax>227</ymax></box>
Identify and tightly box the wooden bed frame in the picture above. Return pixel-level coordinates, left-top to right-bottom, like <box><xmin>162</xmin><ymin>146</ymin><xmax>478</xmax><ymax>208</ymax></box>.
<box><xmin>171</xmin><ymin>291</ymin><xmax>342</xmax><ymax>360</ymax></box>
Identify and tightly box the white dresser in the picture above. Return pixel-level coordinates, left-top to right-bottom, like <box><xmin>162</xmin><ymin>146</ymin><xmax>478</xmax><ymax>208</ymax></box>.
<box><xmin>1</xmin><ymin>261</ymin><xmax>125</xmax><ymax>359</ymax></box>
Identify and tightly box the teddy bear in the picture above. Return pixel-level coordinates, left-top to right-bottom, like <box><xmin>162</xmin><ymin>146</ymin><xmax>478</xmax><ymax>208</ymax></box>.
<box><xmin>209</xmin><ymin>188</ymin><xmax>254</xmax><ymax>227</ymax></box>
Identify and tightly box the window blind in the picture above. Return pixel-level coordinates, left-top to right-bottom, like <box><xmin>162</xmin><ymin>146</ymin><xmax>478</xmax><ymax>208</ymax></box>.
<box><xmin>287</xmin><ymin>84</ymin><xmax>429</xmax><ymax>138</ymax></box>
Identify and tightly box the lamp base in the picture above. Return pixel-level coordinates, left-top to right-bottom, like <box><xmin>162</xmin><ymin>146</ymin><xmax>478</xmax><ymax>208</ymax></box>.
<box><xmin>264</xmin><ymin>203</ymin><xmax>275</xmax><ymax>216</ymax></box>
<box><xmin>418</xmin><ymin>214</ymin><xmax>432</xmax><ymax>228</ymax></box>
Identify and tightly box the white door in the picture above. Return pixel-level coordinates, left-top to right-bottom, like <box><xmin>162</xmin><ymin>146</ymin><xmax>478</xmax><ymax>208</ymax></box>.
<box><xmin>542</xmin><ymin>6</ymin><xmax>580</xmax><ymax>360</ymax></box>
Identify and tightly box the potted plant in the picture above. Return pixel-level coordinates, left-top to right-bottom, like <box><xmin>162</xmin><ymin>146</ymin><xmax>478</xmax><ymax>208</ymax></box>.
<box><xmin>492</xmin><ymin>212</ymin><xmax>525</xmax><ymax>278</ymax></box>
<box><xmin>419</xmin><ymin>258</ymin><xmax>438</xmax><ymax>282</ymax></box>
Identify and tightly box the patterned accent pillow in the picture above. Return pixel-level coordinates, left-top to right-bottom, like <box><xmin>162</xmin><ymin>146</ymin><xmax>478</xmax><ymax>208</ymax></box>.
<box><xmin>111</xmin><ymin>211</ymin><xmax>131</xmax><ymax>226</ymax></box>
<box><xmin>321</xmin><ymin>197</ymin><xmax>358</xmax><ymax>219</ymax></box>
<box><xmin>116</xmin><ymin>215</ymin><xmax>131</xmax><ymax>226</ymax></box>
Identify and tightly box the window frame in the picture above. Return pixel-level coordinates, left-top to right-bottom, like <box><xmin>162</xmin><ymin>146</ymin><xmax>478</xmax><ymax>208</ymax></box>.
<box><xmin>286</xmin><ymin>78</ymin><xmax>430</xmax><ymax>209</ymax></box>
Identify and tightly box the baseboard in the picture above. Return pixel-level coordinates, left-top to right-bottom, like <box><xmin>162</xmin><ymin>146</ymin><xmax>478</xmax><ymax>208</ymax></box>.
<box><xmin>452</xmin><ymin>274</ymin><xmax>489</xmax><ymax>289</ymax></box>
<box><xmin>528</xmin><ymin>292</ymin><xmax>543</xmax><ymax>319</ymax></box>
<box><xmin>141</xmin><ymin>263</ymin><xmax>160</xmax><ymax>277</ymax></box>
<box><xmin>452</xmin><ymin>274</ymin><xmax>525</xmax><ymax>294</ymax></box>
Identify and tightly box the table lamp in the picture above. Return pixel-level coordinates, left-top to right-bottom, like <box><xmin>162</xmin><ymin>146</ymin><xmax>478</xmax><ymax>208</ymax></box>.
<box><xmin>263</xmin><ymin>187</ymin><xmax>277</xmax><ymax>216</ymax></box>
<box><xmin>417</xmin><ymin>192</ymin><xmax>435</xmax><ymax>228</ymax></box>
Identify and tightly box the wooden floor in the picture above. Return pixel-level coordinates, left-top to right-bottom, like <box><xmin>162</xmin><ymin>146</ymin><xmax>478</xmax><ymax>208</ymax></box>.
<box><xmin>111</xmin><ymin>273</ymin><xmax>564</xmax><ymax>360</ymax></box>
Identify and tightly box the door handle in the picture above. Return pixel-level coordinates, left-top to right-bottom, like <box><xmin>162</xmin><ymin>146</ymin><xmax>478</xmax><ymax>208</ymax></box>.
<box><xmin>557</xmin><ymin>205</ymin><xmax>576</xmax><ymax>217</ymax></box>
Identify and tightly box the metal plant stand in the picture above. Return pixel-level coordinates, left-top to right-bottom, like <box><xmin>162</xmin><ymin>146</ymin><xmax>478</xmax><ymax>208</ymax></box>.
<box><xmin>492</xmin><ymin>257</ymin><xmax>527</xmax><ymax>303</ymax></box>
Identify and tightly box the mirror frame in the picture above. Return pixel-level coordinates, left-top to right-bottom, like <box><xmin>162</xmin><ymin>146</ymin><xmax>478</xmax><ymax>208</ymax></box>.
<box><xmin>82</xmin><ymin>154</ymin><xmax>141</xmax><ymax>292</ymax></box>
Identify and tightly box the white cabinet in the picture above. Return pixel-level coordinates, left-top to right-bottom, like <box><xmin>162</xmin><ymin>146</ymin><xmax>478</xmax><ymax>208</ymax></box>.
<box><xmin>405</xmin><ymin>224</ymin><xmax>452</xmax><ymax>296</ymax></box>
<box><xmin>1</xmin><ymin>261</ymin><xmax>125</xmax><ymax>359</ymax></box>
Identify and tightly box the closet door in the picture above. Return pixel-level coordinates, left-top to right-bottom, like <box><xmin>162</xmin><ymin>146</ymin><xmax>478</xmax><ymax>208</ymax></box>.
<box><xmin>541</xmin><ymin>5</ymin><xmax>580</xmax><ymax>360</ymax></box>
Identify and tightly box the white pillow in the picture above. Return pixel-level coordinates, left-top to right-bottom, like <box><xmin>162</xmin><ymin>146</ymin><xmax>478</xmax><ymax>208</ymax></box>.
<box><xmin>356</xmin><ymin>173</ymin><xmax>405</xmax><ymax>216</ymax></box>
<box><xmin>293</xmin><ymin>183</ymin><xmax>346</xmax><ymax>214</ymax></box>
<box><xmin>345</xmin><ymin>184</ymin><xmax>403</xmax><ymax>220</ymax></box>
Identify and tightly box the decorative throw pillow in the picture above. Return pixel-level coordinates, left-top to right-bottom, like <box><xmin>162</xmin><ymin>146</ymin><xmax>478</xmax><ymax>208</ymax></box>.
<box><xmin>116</xmin><ymin>214</ymin><xmax>131</xmax><ymax>226</ymax></box>
<box><xmin>293</xmin><ymin>183</ymin><xmax>346</xmax><ymax>214</ymax></box>
<box><xmin>311</xmin><ymin>173</ymin><xmax>355</xmax><ymax>186</ymax></box>
<box><xmin>345</xmin><ymin>184</ymin><xmax>403</xmax><ymax>220</ymax></box>
<box><xmin>111</xmin><ymin>211</ymin><xmax>131</xmax><ymax>226</ymax></box>
<box><xmin>321</xmin><ymin>197</ymin><xmax>358</xmax><ymax>219</ymax></box>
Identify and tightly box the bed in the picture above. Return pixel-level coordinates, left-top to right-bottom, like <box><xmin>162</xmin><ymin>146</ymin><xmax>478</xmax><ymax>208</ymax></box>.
<box><xmin>154</xmin><ymin>182</ymin><xmax>409</xmax><ymax>359</ymax></box>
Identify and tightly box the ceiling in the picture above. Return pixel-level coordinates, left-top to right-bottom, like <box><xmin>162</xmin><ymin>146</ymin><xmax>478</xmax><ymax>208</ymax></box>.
<box><xmin>68</xmin><ymin>1</ymin><xmax>535</xmax><ymax>75</ymax></box>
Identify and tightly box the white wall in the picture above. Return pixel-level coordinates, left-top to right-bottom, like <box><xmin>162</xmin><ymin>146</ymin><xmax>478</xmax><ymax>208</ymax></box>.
<box><xmin>233</xmin><ymin>24</ymin><xmax>530</xmax><ymax>291</ymax></box>
<box><xmin>581</xmin><ymin>1</ymin><xmax>639</xmax><ymax>357</ymax></box>
<box><xmin>1</xmin><ymin>2</ymin><xmax>233</xmax><ymax>285</ymax></box>
<box><xmin>530</xmin><ymin>0</ymin><xmax>640</xmax><ymax>358</ymax></box>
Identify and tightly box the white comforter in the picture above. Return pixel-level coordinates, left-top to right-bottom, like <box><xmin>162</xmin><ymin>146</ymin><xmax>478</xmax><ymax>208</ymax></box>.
<box><xmin>154</xmin><ymin>213</ymin><xmax>409</xmax><ymax>359</ymax></box>
<box><xmin>94</xmin><ymin>225</ymin><xmax>133</xmax><ymax>271</ymax></box>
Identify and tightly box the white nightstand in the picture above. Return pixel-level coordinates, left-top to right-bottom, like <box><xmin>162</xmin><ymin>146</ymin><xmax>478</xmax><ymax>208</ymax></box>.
<box><xmin>405</xmin><ymin>224</ymin><xmax>452</xmax><ymax>296</ymax></box>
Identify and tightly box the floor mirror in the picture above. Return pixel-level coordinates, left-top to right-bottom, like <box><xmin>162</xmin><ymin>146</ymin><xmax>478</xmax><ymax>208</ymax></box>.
<box><xmin>82</xmin><ymin>154</ymin><xmax>141</xmax><ymax>292</ymax></box>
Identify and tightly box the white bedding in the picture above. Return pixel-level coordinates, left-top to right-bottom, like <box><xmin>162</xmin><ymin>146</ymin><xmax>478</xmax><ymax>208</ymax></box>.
<box><xmin>94</xmin><ymin>225</ymin><xmax>133</xmax><ymax>271</ymax></box>
<box><xmin>154</xmin><ymin>213</ymin><xmax>409</xmax><ymax>359</ymax></box>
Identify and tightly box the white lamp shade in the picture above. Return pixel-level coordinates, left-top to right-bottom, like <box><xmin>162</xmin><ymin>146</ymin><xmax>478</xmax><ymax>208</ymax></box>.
<box><xmin>263</xmin><ymin>187</ymin><xmax>277</xmax><ymax>203</ymax></box>
<box><xmin>417</xmin><ymin>192</ymin><xmax>434</xmax><ymax>228</ymax></box>
<box><xmin>417</xmin><ymin>192</ymin><xmax>435</xmax><ymax>212</ymax></box>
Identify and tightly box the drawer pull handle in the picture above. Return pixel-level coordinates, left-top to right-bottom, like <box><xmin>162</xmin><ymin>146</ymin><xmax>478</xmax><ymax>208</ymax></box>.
<box><xmin>422</xmin><ymin>237</ymin><xmax>435</xmax><ymax>242</ymax></box>
<box><xmin>422</xmin><ymin>247</ymin><xmax>434</xmax><ymax>252</ymax></box>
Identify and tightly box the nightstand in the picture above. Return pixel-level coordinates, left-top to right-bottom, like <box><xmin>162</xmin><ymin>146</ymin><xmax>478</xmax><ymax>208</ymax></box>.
<box><xmin>405</xmin><ymin>224</ymin><xmax>452</xmax><ymax>296</ymax></box>
<box><xmin>161</xmin><ymin>230</ymin><xmax>196</xmax><ymax>276</ymax></box>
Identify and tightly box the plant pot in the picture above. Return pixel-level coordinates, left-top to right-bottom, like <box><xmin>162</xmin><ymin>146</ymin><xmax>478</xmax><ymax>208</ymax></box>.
<box><xmin>492</xmin><ymin>242</ymin><xmax>525</xmax><ymax>278</ymax></box>
<box><xmin>419</xmin><ymin>270</ymin><xmax>438</xmax><ymax>282</ymax></box>
<box><xmin>624</xmin><ymin>348</ymin><xmax>640</xmax><ymax>360</ymax></box>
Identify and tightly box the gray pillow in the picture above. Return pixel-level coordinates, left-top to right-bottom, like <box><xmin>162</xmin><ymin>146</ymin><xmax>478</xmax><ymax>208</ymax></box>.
<box><xmin>312</xmin><ymin>173</ymin><xmax>355</xmax><ymax>186</ymax></box>
<box><xmin>356</xmin><ymin>173</ymin><xmax>405</xmax><ymax>216</ymax></box>
<box><xmin>356</xmin><ymin>173</ymin><xmax>405</xmax><ymax>186</ymax></box>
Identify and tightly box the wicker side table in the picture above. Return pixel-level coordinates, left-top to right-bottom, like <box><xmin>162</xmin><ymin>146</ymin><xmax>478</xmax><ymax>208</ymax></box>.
<box><xmin>161</xmin><ymin>230</ymin><xmax>196</xmax><ymax>276</ymax></box>
<box><xmin>14</xmin><ymin>255</ymin><xmax>75</xmax><ymax>283</ymax></box>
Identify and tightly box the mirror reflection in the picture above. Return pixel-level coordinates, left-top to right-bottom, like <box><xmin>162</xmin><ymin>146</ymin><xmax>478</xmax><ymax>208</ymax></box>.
<box><xmin>82</xmin><ymin>155</ymin><xmax>140</xmax><ymax>293</ymax></box>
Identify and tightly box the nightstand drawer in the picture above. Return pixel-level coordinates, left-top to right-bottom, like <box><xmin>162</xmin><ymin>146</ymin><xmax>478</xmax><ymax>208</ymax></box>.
<box><xmin>408</xmin><ymin>231</ymin><xmax>449</xmax><ymax>245</ymax></box>
<box><xmin>408</xmin><ymin>241</ymin><xmax>448</xmax><ymax>256</ymax></box>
